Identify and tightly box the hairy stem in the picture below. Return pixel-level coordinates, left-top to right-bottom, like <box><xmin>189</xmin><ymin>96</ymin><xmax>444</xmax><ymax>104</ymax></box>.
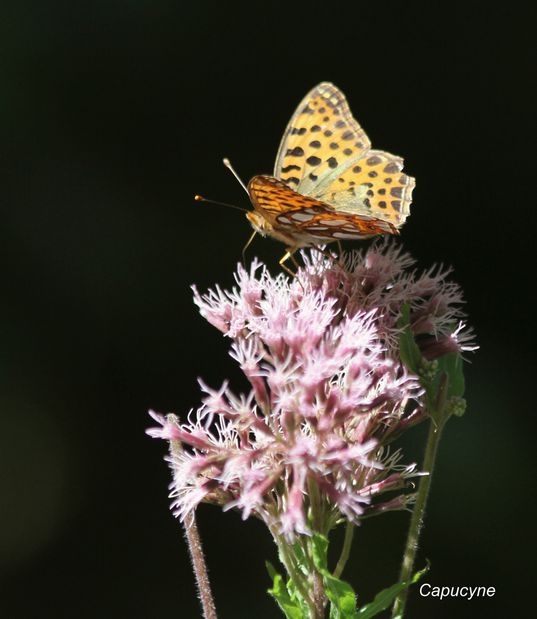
<box><xmin>168</xmin><ymin>415</ymin><xmax>217</xmax><ymax>619</ymax></box>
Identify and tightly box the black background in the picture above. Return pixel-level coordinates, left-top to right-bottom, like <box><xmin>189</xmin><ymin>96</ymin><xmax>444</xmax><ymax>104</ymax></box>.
<box><xmin>2</xmin><ymin>2</ymin><xmax>535</xmax><ymax>617</ymax></box>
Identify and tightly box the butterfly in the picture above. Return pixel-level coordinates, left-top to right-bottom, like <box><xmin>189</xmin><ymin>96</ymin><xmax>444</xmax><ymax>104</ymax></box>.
<box><xmin>242</xmin><ymin>82</ymin><xmax>415</xmax><ymax>268</ymax></box>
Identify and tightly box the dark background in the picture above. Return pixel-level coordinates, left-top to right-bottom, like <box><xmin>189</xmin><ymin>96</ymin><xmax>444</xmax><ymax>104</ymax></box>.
<box><xmin>2</xmin><ymin>2</ymin><xmax>535</xmax><ymax>617</ymax></box>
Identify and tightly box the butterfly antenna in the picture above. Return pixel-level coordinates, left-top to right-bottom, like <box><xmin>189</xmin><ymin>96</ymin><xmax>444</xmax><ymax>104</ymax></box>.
<box><xmin>223</xmin><ymin>158</ymin><xmax>249</xmax><ymax>195</ymax></box>
<box><xmin>194</xmin><ymin>195</ymin><xmax>247</xmax><ymax>213</ymax></box>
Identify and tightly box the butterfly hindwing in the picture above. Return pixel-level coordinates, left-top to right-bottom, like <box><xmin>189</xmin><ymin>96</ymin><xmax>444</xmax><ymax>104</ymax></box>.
<box><xmin>313</xmin><ymin>150</ymin><xmax>415</xmax><ymax>228</ymax></box>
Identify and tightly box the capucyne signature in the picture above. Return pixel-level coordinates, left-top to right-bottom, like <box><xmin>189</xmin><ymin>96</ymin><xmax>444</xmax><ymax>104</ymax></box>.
<box><xmin>419</xmin><ymin>584</ymin><xmax>496</xmax><ymax>601</ymax></box>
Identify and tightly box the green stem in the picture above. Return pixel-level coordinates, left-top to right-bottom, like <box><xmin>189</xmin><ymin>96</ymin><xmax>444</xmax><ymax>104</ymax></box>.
<box><xmin>333</xmin><ymin>521</ymin><xmax>354</xmax><ymax>579</ymax></box>
<box><xmin>391</xmin><ymin>418</ymin><xmax>444</xmax><ymax>617</ymax></box>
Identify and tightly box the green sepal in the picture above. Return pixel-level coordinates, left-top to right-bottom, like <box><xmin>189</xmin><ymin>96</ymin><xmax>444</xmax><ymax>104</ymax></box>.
<box><xmin>446</xmin><ymin>396</ymin><xmax>466</xmax><ymax>417</ymax></box>
<box><xmin>355</xmin><ymin>562</ymin><xmax>430</xmax><ymax>618</ymax></box>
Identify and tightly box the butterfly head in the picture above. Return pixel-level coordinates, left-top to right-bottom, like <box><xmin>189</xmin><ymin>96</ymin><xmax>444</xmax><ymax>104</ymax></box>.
<box><xmin>246</xmin><ymin>210</ymin><xmax>272</xmax><ymax>237</ymax></box>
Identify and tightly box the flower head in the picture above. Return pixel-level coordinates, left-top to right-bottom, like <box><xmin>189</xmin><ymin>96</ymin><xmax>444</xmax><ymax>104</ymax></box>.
<box><xmin>148</xmin><ymin>241</ymin><xmax>474</xmax><ymax>538</ymax></box>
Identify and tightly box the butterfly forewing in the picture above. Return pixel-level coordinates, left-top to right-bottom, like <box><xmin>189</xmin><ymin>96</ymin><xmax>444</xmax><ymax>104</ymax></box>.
<box><xmin>274</xmin><ymin>82</ymin><xmax>371</xmax><ymax>196</ymax></box>
<box><xmin>248</xmin><ymin>175</ymin><xmax>316</xmax><ymax>219</ymax></box>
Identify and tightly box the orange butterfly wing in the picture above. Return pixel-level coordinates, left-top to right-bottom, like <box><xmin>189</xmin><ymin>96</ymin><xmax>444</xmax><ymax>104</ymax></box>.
<box><xmin>248</xmin><ymin>175</ymin><xmax>397</xmax><ymax>245</ymax></box>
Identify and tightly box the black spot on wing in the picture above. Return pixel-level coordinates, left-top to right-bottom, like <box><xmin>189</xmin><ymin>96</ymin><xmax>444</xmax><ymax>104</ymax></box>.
<box><xmin>384</xmin><ymin>163</ymin><xmax>400</xmax><ymax>174</ymax></box>
<box><xmin>327</xmin><ymin>157</ymin><xmax>338</xmax><ymax>169</ymax></box>
<box><xmin>286</xmin><ymin>146</ymin><xmax>305</xmax><ymax>157</ymax></box>
<box><xmin>367</xmin><ymin>156</ymin><xmax>382</xmax><ymax>165</ymax></box>
<box><xmin>282</xmin><ymin>176</ymin><xmax>300</xmax><ymax>185</ymax></box>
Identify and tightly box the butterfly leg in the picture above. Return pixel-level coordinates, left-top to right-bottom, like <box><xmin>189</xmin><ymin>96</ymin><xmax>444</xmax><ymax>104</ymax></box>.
<box><xmin>313</xmin><ymin>245</ymin><xmax>338</xmax><ymax>263</ymax></box>
<box><xmin>336</xmin><ymin>241</ymin><xmax>346</xmax><ymax>265</ymax></box>
<box><xmin>279</xmin><ymin>248</ymin><xmax>299</xmax><ymax>278</ymax></box>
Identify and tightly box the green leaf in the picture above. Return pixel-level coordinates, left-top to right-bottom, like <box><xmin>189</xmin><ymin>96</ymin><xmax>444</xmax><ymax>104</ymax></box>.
<box><xmin>397</xmin><ymin>304</ymin><xmax>423</xmax><ymax>375</ymax></box>
<box><xmin>310</xmin><ymin>533</ymin><xmax>329</xmax><ymax>571</ymax></box>
<box><xmin>431</xmin><ymin>352</ymin><xmax>466</xmax><ymax>422</ymax></box>
<box><xmin>398</xmin><ymin>304</ymin><xmax>439</xmax><ymax>415</ymax></box>
<box><xmin>355</xmin><ymin>563</ymin><xmax>429</xmax><ymax>618</ymax></box>
<box><xmin>266</xmin><ymin>562</ymin><xmax>304</xmax><ymax>619</ymax></box>
<box><xmin>398</xmin><ymin>303</ymin><xmax>469</xmax><ymax>424</ymax></box>
<box><xmin>266</xmin><ymin>560</ymin><xmax>279</xmax><ymax>582</ymax></box>
<box><xmin>311</xmin><ymin>534</ymin><xmax>357</xmax><ymax>618</ymax></box>
<box><xmin>325</xmin><ymin>571</ymin><xmax>357</xmax><ymax>618</ymax></box>
<box><xmin>290</xmin><ymin>540</ymin><xmax>309</xmax><ymax>575</ymax></box>
<box><xmin>436</xmin><ymin>352</ymin><xmax>465</xmax><ymax>398</ymax></box>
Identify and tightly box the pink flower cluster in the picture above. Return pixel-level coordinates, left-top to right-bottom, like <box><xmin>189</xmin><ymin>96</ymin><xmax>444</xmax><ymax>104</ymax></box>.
<box><xmin>148</xmin><ymin>242</ymin><xmax>473</xmax><ymax>538</ymax></box>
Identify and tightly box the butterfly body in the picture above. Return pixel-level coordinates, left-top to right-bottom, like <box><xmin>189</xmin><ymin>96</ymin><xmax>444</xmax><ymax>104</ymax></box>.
<box><xmin>245</xmin><ymin>82</ymin><xmax>415</xmax><ymax>256</ymax></box>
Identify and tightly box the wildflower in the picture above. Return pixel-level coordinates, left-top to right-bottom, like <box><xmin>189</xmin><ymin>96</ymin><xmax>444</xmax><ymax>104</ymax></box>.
<box><xmin>148</xmin><ymin>241</ymin><xmax>473</xmax><ymax>539</ymax></box>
